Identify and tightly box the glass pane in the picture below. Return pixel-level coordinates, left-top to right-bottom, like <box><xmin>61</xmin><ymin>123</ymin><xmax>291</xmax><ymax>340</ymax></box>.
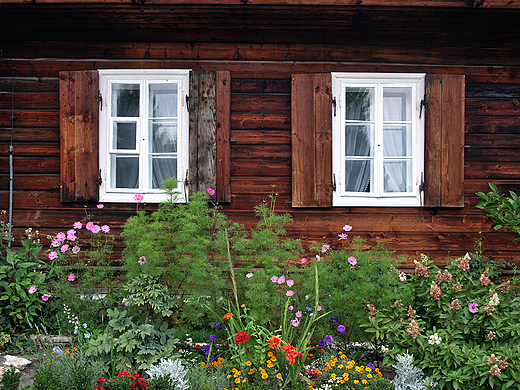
<box><xmin>345</xmin><ymin>125</ymin><xmax>373</xmax><ymax>157</ymax></box>
<box><xmin>383</xmin><ymin>125</ymin><xmax>412</xmax><ymax>157</ymax></box>
<box><xmin>384</xmin><ymin>160</ymin><xmax>412</xmax><ymax>193</ymax></box>
<box><xmin>345</xmin><ymin>87</ymin><xmax>373</xmax><ymax>121</ymax></box>
<box><xmin>111</xmin><ymin>156</ymin><xmax>139</xmax><ymax>188</ymax></box>
<box><xmin>383</xmin><ymin>88</ymin><xmax>412</xmax><ymax>122</ymax></box>
<box><xmin>112</xmin><ymin>84</ymin><xmax>139</xmax><ymax>117</ymax></box>
<box><xmin>113</xmin><ymin>122</ymin><xmax>137</xmax><ymax>150</ymax></box>
<box><xmin>149</xmin><ymin>121</ymin><xmax>177</xmax><ymax>153</ymax></box>
<box><xmin>345</xmin><ymin>159</ymin><xmax>372</xmax><ymax>193</ymax></box>
<box><xmin>151</xmin><ymin>157</ymin><xmax>177</xmax><ymax>189</ymax></box>
<box><xmin>149</xmin><ymin>83</ymin><xmax>178</xmax><ymax>118</ymax></box>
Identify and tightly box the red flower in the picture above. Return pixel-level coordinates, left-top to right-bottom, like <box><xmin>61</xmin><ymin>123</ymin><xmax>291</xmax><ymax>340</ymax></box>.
<box><xmin>235</xmin><ymin>331</ymin><xmax>249</xmax><ymax>344</ymax></box>
<box><xmin>281</xmin><ymin>343</ymin><xmax>301</xmax><ymax>365</ymax></box>
<box><xmin>97</xmin><ymin>377</ymin><xmax>106</xmax><ymax>382</ymax></box>
<box><xmin>195</xmin><ymin>344</ymin><xmax>201</xmax><ymax>349</ymax></box>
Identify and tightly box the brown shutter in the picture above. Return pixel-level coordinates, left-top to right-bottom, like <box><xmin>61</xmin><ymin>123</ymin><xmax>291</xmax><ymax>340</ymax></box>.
<box><xmin>189</xmin><ymin>70</ymin><xmax>231</xmax><ymax>202</ymax></box>
<box><xmin>424</xmin><ymin>74</ymin><xmax>465</xmax><ymax>207</ymax></box>
<box><xmin>291</xmin><ymin>73</ymin><xmax>333</xmax><ymax>207</ymax></box>
<box><xmin>59</xmin><ymin>70</ymin><xmax>99</xmax><ymax>202</ymax></box>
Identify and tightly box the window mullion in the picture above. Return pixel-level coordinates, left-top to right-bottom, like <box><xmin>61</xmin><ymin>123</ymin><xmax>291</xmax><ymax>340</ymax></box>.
<box><xmin>375</xmin><ymin>84</ymin><xmax>383</xmax><ymax>198</ymax></box>
<box><xmin>140</xmin><ymin>80</ymin><xmax>147</xmax><ymax>192</ymax></box>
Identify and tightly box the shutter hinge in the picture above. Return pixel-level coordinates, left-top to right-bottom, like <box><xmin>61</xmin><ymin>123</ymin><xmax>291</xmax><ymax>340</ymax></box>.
<box><xmin>419</xmin><ymin>99</ymin><xmax>426</xmax><ymax>119</ymax></box>
<box><xmin>419</xmin><ymin>172</ymin><xmax>427</xmax><ymax>192</ymax></box>
<box><xmin>96</xmin><ymin>169</ymin><xmax>103</xmax><ymax>186</ymax></box>
<box><xmin>185</xmin><ymin>95</ymin><xmax>190</xmax><ymax>113</ymax></box>
<box><xmin>98</xmin><ymin>90</ymin><xmax>103</xmax><ymax>111</ymax></box>
<box><xmin>332</xmin><ymin>173</ymin><xmax>337</xmax><ymax>192</ymax></box>
<box><xmin>332</xmin><ymin>97</ymin><xmax>337</xmax><ymax>117</ymax></box>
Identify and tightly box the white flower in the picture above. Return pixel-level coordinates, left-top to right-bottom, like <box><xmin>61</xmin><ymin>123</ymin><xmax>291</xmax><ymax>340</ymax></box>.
<box><xmin>428</xmin><ymin>333</ymin><xmax>442</xmax><ymax>345</ymax></box>
<box><xmin>490</xmin><ymin>292</ymin><xmax>500</xmax><ymax>306</ymax></box>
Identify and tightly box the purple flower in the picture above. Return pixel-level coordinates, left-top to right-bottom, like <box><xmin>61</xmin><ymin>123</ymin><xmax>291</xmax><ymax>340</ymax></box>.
<box><xmin>324</xmin><ymin>335</ymin><xmax>335</xmax><ymax>345</ymax></box>
<box><xmin>329</xmin><ymin>316</ymin><xmax>340</xmax><ymax>326</ymax></box>
<box><xmin>337</xmin><ymin>324</ymin><xmax>346</xmax><ymax>334</ymax></box>
<box><xmin>318</xmin><ymin>339</ymin><xmax>325</xmax><ymax>349</ymax></box>
<box><xmin>348</xmin><ymin>256</ymin><xmax>357</xmax><ymax>266</ymax></box>
<box><xmin>214</xmin><ymin>323</ymin><xmax>220</xmax><ymax>328</ymax></box>
<box><xmin>138</xmin><ymin>256</ymin><xmax>147</xmax><ymax>265</ymax></box>
<box><xmin>367</xmin><ymin>363</ymin><xmax>376</xmax><ymax>371</ymax></box>
<box><xmin>203</xmin><ymin>344</ymin><xmax>211</xmax><ymax>354</ymax></box>
<box><xmin>209</xmin><ymin>335</ymin><xmax>216</xmax><ymax>342</ymax></box>
<box><xmin>122</xmin><ymin>298</ymin><xmax>129</xmax><ymax>307</ymax></box>
<box><xmin>469</xmin><ymin>300</ymin><xmax>479</xmax><ymax>313</ymax></box>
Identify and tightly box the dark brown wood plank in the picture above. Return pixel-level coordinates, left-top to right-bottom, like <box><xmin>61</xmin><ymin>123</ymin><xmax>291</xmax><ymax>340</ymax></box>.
<box><xmin>0</xmin><ymin>128</ymin><xmax>60</xmax><ymax>143</ymax></box>
<box><xmin>232</xmin><ymin>79</ymin><xmax>291</xmax><ymax>94</ymax></box>
<box><xmin>0</xmin><ymin>157</ymin><xmax>59</xmax><ymax>174</ymax></box>
<box><xmin>231</xmin><ymin>144</ymin><xmax>291</xmax><ymax>159</ymax></box>
<box><xmin>230</xmin><ymin>176</ymin><xmax>291</xmax><ymax>194</ymax></box>
<box><xmin>0</xmin><ymin>174</ymin><xmax>60</xmax><ymax>191</ymax></box>
<box><xmin>0</xmin><ymin>110</ymin><xmax>59</xmax><ymax>128</ymax></box>
<box><xmin>466</xmin><ymin>98</ymin><xmax>520</xmax><ymax>116</ymax></box>
<box><xmin>424</xmin><ymin>74</ymin><xmax>442</xmax><ymax>206</ymax></box>
<box><xmin>0</xmin><ymin>92</ymin><xmax>58</xmax><ymax>110</ymax></box>
<box><xmin>230</xmin><ymin>158</ymin><xmax>291</xmax><ymax>177</ymax></box>
<box><xmin>465</xmin><ymin>147</ymin><xmax>520</xmax><ymax>163</ymax></box>
<box><xmin>465</xmin><ymin>162</ymin><xmax>520</xmax><ymax>180</ymax></box>
<box><xmin>231</xmin><ymin>112</ymin><xmax>290</xmax><ymax>130</ymax></box>
<box><xmin>0</xmin><ymin>143</ymin><xmax>59</xmax><ymax>157</ymax></box>
<box><xmin>231</xmin><ymin>95</ymin><xmax>290</xmax><ymax>112</ymax></box>
<box><xmin>230</xmin><ymin>130</ymin><xmax>291</xmax><ymax>145</ymax></box>
<box><xmin>0</xmin><ymin>77</ymin><xmax>59</xmax><ymax>93</ymax></box>
<box><xmin>216</xmin><ymin>70</ymin><xmax>231</xmax><ymax>203</ymax></box>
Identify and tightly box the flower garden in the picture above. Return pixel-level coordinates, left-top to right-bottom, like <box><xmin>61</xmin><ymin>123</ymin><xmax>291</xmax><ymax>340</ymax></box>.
<box><xmin>1</xmin><ymin>180</ymin><xmax>520</xmax><ymax>390</ymax></box>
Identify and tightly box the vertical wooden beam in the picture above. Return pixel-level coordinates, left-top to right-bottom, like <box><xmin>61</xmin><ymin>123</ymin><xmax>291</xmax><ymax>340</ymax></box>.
<box><xmin>215</xmin><ymin>71</ymin><xmax>231</xmax><ymax>203</ymax></box>
<box><xmin>59</xmin><ymin>70</ymin><xmax>99</xmax><ymax>202</ymax></box>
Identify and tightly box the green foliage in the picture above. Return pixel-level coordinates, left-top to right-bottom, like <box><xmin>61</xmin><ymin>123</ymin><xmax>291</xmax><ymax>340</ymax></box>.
<box><xmin>0</xmin><ymin>221</ymin><xmax>47</xmax><ymax>332</ymax></box>
<box><xmin>185</xmin><ymin>363</ymin><xmax>232</xmax><ymax>390</ymax></box>
<box><xmin>476</xmin><ymin>183</ymin><xmax>520</xmax><ymax>242</ymax></box>
<box><xmin>85</xmin><ymin>307</ymin><xmax>180</xmax><ymax>373</ymax></box>
<box><xmin>0</xmin><ymin>366</ymin><xmax>21</xmax><ymax>390</ymax></box>
<box><xmin>0</xmin><ymin>332</ymin><xmax>11</xmax><ymax>350</ymax></box>
<box><xmin>361</xmin><ymin>252</ymin><xmax>520</xmax><ymax>390</ymax></box>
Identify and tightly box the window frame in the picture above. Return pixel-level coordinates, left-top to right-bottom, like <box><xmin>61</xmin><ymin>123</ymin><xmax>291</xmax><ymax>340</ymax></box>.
<box><xmin>331</xmin><ymin>72</ymin><xmax>426</xmax><ymax>207</ymax></box>
<box><xmin>98</xmin><ymin>69</ymin><xmax>190</xmax><ymax>203</ymax></box>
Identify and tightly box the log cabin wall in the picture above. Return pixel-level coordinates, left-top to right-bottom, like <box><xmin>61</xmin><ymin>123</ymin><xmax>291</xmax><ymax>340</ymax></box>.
<box><xmin>1</xmin><ymin>2</ymin><xmax>520</xmax><ymax>268</ymax></box>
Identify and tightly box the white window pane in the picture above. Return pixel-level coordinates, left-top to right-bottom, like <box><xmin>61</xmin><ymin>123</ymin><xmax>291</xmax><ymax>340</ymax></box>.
<box><xmin>345</xmin><ymin>125</ymin><xmax>373</xmax><ymax>157</ymax></box>
<box><xmin>149</xmin><ymin>83</ymin><xmax>178</xmax><ymax>118</ymax></box>
<box><xmin>111</xmin><ymin>156</ymin><xmax>139</xmax><ymax>188</ymax></box>
<box><xmin>113</xmin><ymin>122</ymin><xmax>137</xmax><ymax>150</ymax></box>
<box><xmin>149</xmin><ymin>121</ymin><xmax>177</xmax><ymax>153</ymax></box>
<box><xmin>384</xmin><ymin>160</ymin><xmax>412</xmax><ymax>193</ymax></box>
<box><xmin>383</xmin><ymin>88</ymin><xmax>412</xmax><ymax>122</ymax></box>
<box><xmin>345</xmin><ymin>159</ymin><xmax>372</xmax><ymax>193</ymax></box>
<box><xmin>151</xmin><ymin>157</ymin><xmax>177</xmax><ymax>189</ymax></box>
<box><xmin>112</xmin><ymin>84</ymin><xmax>139</xmax><ymax>117</ymax></box>
<box><xmin>345</xmin><ymin>87</ymin><xmax>373</xmax><ymax>121</ymax></box>
<box><xmin>383</xmin><ymin>125</ymin><xmax>412</xmax><ymax>157</ymax></box>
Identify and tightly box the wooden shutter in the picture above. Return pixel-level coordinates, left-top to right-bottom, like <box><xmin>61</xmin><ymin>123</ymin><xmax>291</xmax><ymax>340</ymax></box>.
<box><xmin>189</xmin><ymin>70</ymin><xmax>231</xmax><ymax>202</ymax></box>
<box><xmin>59</xmin><ymin>70</ymin><xmax>99</xmax><ymax>202</ymax></box>
<box><xmin>424</xmin><ymin>74</ymin><xmax>465</xmax><ymax>207</ymax></box>
<box><xmin>291</xmin><ymin>73</ymin><xmax>333</xmax><ymax>207</ymax></box>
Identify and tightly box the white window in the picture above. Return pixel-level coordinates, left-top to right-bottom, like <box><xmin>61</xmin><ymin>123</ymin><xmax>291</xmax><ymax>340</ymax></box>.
<box><xmin>332</xmin><ymin>73</ymin><xmax>425</xmax><ymax>207</ymax></box>
<box><xmin>98</xmin><ymin>70</ymin><xmax>190</xmax><ymax>203</ymax></box>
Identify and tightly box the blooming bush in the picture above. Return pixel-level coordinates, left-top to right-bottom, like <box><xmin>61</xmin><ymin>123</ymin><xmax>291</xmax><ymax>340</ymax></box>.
<box><xmin>95</xmin><ymin>370</ymin><xmax>147</xmax><ymax>390</ymax></box>
<box><xmin>362</xmin><ymin>252</ymin><xmax>520</xmax><ymax>390</ymax></box>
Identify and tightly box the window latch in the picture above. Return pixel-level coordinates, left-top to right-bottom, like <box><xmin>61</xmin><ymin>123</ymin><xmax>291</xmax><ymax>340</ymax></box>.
<box><xmin>332</xmin><ymin>97</ymin><xmax>337</xmax><ymax>117</ymax></box>
<box><xmin>185</xmin><ymin>95</ymin><xmax>190</xmax><ymax>113</ymax></box>
<box><xmin>419</xmin><ymin>99</ymin><xmax>426</xmax><ymax>119</ymax></box>
<box><xmin>419</xmin><ymin>172</ymin><xmax>427</xmax><ymax>192</ymax></box>
<box><xmin>332</xmin><ymin>173</ymin><xmax>337</xmax><ymax>192</ymax></box>
<box><xmin>98</xmin><ymin>91</ymin><xmax>103</xmax><ymax>111</ymax></box>
<box><xmin>96</xmin><ymin>169</ymin><xmax>103</xmax><ymax>186</ymax></box>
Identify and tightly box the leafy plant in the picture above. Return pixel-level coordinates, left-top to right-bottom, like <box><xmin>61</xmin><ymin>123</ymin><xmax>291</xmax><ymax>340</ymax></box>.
<box><xmin>392</xmin><ymin>352</ymin><xmax>438</xmax><ymax>390</ymax></box>
<box><xmin>0</xmin><ymin>366</ymin><xmax>22</xmax><ymax>390</ymax></box>
<box><xmin>146</xmin><ymin>359</ymin><xmax>189</xmax><ymax>390</ymax></box>
<box><xmin>95</xmin><ymin>370</ymin><xmax>147</xmax><ymax>390</ymax></box>
<box><xmin>476</xmin><ymin>183</ymin><xmax>520</xmax><ymax>242</ymax></box>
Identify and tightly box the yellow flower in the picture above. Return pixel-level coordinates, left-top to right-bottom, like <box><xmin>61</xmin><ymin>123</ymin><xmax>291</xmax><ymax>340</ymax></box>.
<box><xmin>362</xmin><ymin>379</ymin><xmax>368</xmax><ymax>384</ymax></box>
<box><xmin>227</xmin><ymin>375</ymin><xmax>232</xmax><ymax>379</ymax></box>
<box><xmin>242</xmin><ymin>378</ymin><xmax>247</xmax><ymax>383</ymax></box>
<box><xmin>248</xmin><ymin>369</ymin><xmax>255</xmax><ymax>375</ymax></box>
<box><xmin>73</xmin><ymin>347</ymin><xmax>78</xmax><ymax>351</ymax></box>
<box><xmin>366</xmin><ymin>366</ymin><xmax>372</xmax><ymax>373</ymax></box>
<box><xmin>338</xmin><ymin>364</ymin><xmax>344</xmax><ymax>369</ymax></box>
<box><xmin>268</xmin><ymin>351</ymin><xmax>274</xmax><ymax>357</ymax></box>
<box><xmin>65</xmin><ymin>348</ymin><xmax>70</xmax><ymax>354</ymax></box>
<box><xmin>330</xmin><ymin>373</ymin><xmax>337</xmax><ymax>379</ymax></box>
<box><xmin>276</xmin><ymin>373</ymin><xmax>282</xmax><ymax>379</ymax></box>
<box><xmin>271</xmin><ymin>356</ymin><xmax>277</xmax><ymax>362</ymax></box>
<box><xmin>367</xmin><ymin>374</ymin><xmax>373</xmax><ymax>379</ymax></box>
<box><xmin>267</xmin><ymin>361</ymin><xmax>273</xmax><ymax>368</ymax></box>
<box><xmin>241</xmin><ymin>304</ymin><xmax>246</xmax><ymax>308</ymax></box>
<box><xmin>178</xmin><ymin>349</ymin><xmax>183</xmax><ymax>353</ymax></box>
<box><xmin>235</xmin><ymin>378</ymin><xmax>241</xmax><ymax>384</ymax></box>
<box><xmin>261</xmin><ymin>373</ymin><xmax>268</xmax><ymax>379</ymax></box>
<box><xmin>246</xmin><ymin>361</ymin><xmax>252</xmax><ymax>366</ymax></box>
<box><xmin>232</xmin><ymin>368</ymin><xmax>238</xmax><ymax>373</ymax></box>
<box><xmin>354</xmin><ymin>380</ymin><xmax>359</xmax><ymax>384</ymax></box>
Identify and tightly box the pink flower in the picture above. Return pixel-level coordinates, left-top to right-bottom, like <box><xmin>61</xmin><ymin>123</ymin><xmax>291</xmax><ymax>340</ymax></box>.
<box><xmin>101</xmin><ymin>225</ymin><xmax>110</xmax><ymax>233</ymax></box>
<box><xmin>207</xmin><ymin>188</ymin><xmax>215</xmax><ymax>196</ymax></box>
<box><xmin>348</xmin><ymin>256</ymin><xmax>357</xmax><ymax>266</ymax></box>
<box><xmin>122</xmin><ymin>298</ymin><xmax>130</xmax><ymax>307</ymax></box>
<box><xmin>338</xmin><ymin>233</ymin><xmax>348</xmax><ymax>240</ymax></box>
<box><xmin>468</xmin><ymin>300</ymin><xmax>479</xmax><ymax>313</ymax></box>
<box><xmin>56</xmin><ymin>232</ymin><xmax>66</xmax><ymax>242</ymax></box>
<box><xmin>291</xmin><ymin>318</ymin><xmax>300</xmax><ymax>327</ymax></box>
<box><xmin>90</xmin><ymin>225</ymin><xmax>101</xmax><ymax>233</ymax></box>
<box><xmin>49</xmin><ymin>251</ymin><xmax>58</xmax><ymax>260</ymax></box>
<box><xmin>73</xmin><ymin>221</ymin><xmax>82</xmax><ymax>229</ymax></box>
<box><xmin>72</xmin><ymin>246</ymin><xmax>80</xmax><ymax>254</ymax></box>
<box><xmin>29</xmin><ymin>285</ymin><xmax>37</xmax><ymax>294</ymax></box>
<box><xmin>343</xmin><ymin>224</ymin><xmax>353</xmax><ymax>232</ymax></box>
<box><xmin>86</xmin><ymin>222</ymin><xmax>94</xmax><ymax>231</ymax></box>
<box><xmin>277</xmin><ymin>275</ymin><xmax>286</xmax><ymax>284</ymax></box>
<box><xmin>288</xmin><ymin>305</ymin><xmax>294</xmax><ymax>310</ymax></box>
<box><xmin>51</xmin><ymin>239</ymin><xmax>60</xmax><ymax>247</ymax></box>
<box><xmin>271</xmin><ymin>275</ymin><xmax>278</xmax><ymax>283</ymax></box>
<box><xmin>138</xmin><ymin>256</ymin><xmax>147</xmax><ymax>265</ymax></box>
<box><xmin>286</xmin><ymin>290</ymin><xmax>294</xmax><ymax>297</ymax></box>
<box><xmin>286</xmin><ymin>279</ymin><xmax>294</xmax><ymax>287</ymax></box>
<box><xmin>315</xmin><ymin>255</ymin><xmax>320</xmax><ymax>262</ymax></box>
<box><xmin>316</xmin><ymin>305</ymin><xmax>322</xmax><ymax>311</ymax></box>
<box><xmin>246</xmin><ymin>272</ymin><xmax>253</xmax><ymax>278</ymax></box>
<box><xmin>399</xmin><ymin>272</ymin><xmax>407</xmax><ymax>282</ymax></box>
<box><xmin>68</xmin><ymin>273</ymin><xmax>75</xmax><ymax>282</ymax></box>
<box><xmin>296</xmin><ymin>310</ymin><xmax>302</xmax><ymax>318</ymax></box>
<box><xmin>60</xmin><ymin>244</ymin><xmax>69</xmax><ymax>253</ymax></box>
<box><xmin>134</xmin><ymin>194</ymin><xmax>144</xmax><ymax>202</ymax></box>
<box><xmin>42</xmin><ymin>294</ymin><xmax>52</xmax><ymax>302</ymax></box>
<box><xmin>67</xmin><ymin>232</ymin><xmax>76</xmax><ymax>241</ymax></box>
<box><xmin>97</xmin><ymin>204</ymin><xmax>104</xmax><ymax>209</ymax></box>
<box><xmin>301</xmin><ymin>258</ymin><xmax>307</xmax><ymax>264</ymax></box>
<box><xmin>406</xmin><ymin>319</ymin><xmax>419</xmax><ymax>339</ymax></box>
<box><xmin>321</xmin><ymin>245</ymin><xmax>330</xmax><ymax>253</ymax></box>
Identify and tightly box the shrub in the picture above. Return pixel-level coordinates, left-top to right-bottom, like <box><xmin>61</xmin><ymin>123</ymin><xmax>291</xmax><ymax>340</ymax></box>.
<box><xmin>392</xmin><ymin>352</ymin><xmax>437</xmax><ymax>390</ymax></box>
<box><xmin>146</xmin><ymin>359</ymin><xmax>189</xmax><ymax>390</ymax></box>
<box><xmin>0</xmin><ymin>366</ymin><xmax>22</xmax><ymax>390</ymax></box>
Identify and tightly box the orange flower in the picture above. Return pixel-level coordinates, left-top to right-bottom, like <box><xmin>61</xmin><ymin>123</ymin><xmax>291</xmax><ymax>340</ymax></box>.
<box><xmin>281</xmin><ymin>343</ymin><xmax>301</xmax><ymax>365</ymax></box>
<box><xmin>268</xmin><ymin>336</ymin><xmax>281</xmax><ymax>349</ymax></box>
<box><xmin>224</xmin><ymin>313</ymin><xmax>233</xmax><ymax>319</ymax></box>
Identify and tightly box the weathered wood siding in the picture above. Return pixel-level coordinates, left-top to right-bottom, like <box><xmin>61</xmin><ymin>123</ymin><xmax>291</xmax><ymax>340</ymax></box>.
<box><xmin>1</xmin><ymin>4</ymin><xmax>520</xmax><ymax>267</ymax></box>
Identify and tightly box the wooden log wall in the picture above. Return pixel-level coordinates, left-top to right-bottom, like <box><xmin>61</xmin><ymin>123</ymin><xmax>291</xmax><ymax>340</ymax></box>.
<box><xmin>2</xmin><ymin>4</ymin><xmax>520</xmax><ymax>268</ymax></box>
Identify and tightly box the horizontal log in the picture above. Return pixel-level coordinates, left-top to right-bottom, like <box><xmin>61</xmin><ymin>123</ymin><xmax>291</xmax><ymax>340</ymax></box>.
<box><xmin>464</xmin><ymin>180</ymin><xmax>520</xmax><ymax>195</ymax></box>
<box><xmin>232</xmin><ymin>78</ymin><xmax>291</xmax><ymax>94</ymax></box>
<box><xmin>0</xmin><ymin>92</ymin><xmax>58</xmax><ymax>110</ymax></box>
<box><xmin>464</xmin><ymin>162</ymin><xmax>520</xmax><ymax>180</ymax></box>
<box><xmin>231</xmin><ymin>94</ymin><xmax>290</xmax><ymax>112</ymax></box>
<box><xmin>0</xmin><ymin>110</ymin><xmax>59</xmax><ymax>128</ymax></box>
<box><xmin>0</xmin><ymin>174</ymin><xmax>60</xmax><ymax>191</ymax></box>
<box><xmin>0</xmin><ymin>157</ymin><xmax>59</xmax><ymax>174</ymax></box>
<box><xmin>466</xmin><ymin>83</ymin><xmax>520</xmax><ymax>98</ymax></box>
<box><xmin>0</xmin><ymin>143</ymin><xmax>59</xmax><ymax>157</ymax></box>
<box><xmin>465</xmin><ymin>98</ymin><xmax>520</xmax><ymax>116</ymax></box>
<box><xmin>230</xmin><ymin>176</ymin><xmax>291</xmax><ymax>194</ymax></box>
<box><xmin>466</xmin><ymin>122</ymin><xmax>520</xmax><ymax>135</ymax></box>
<box><xmin>465</xmin><ymin>134</ymin><xmax>520</xmax><ymax>149</ymax></box>
<box><xmin>0</xmin><ymin>77</ymin><xmax>59</xmax><ymax>93</ymax></box>
<box><xmin>230</xmin><ymin>130</ymin><xmax>291</xmax><ymax>144</ymax></box>
<box><xmin>464</xmin><ymin>147</ymin><xmax>520</xmax><ymax>162</ymax></box>
<box><xmin>231</xmin><ymin>144</ymin><xmax>290</xmax><ymax>159</ymax></box>
<box><xmin>231</xmin><ymin>112</ymin><xmax>290</xmax><ymax>130</ymax></box>
<box><xmin>230</xmin><ymin>158</ymin><xmax>291</xmax><ymax>176</ymax></box>
<box><xmin>0</xmin><ymin>127</ymin><xmax>60</xmax><ymax>142</ymax></box>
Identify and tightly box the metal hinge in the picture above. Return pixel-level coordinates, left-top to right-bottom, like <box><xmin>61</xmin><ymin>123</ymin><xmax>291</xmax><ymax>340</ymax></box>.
<box><xmin>98</xmin><ymin>90</ymin><xmax>103</xmax><ymax>111</ymax></box>
<box><xmin>419</xmin><ymin>172</ymin><xmax>427</xmax><ymax>192</ymax></box>
<box><xmin>332</xmin><ymin>97</ymin><xmax>337</xmax><ymax>117</ymax></box>
<box><xmin>332</xmin><ymin>173</ymin><xmax>337</xmax><ymax>192</ymax></box>
<box><xmin>419</xmin><ymin>99</ymin><xmax>426</xmax><ymax>119</ymax></box>
<box><xmin>185</xmin><ymin>95</ymin><xmax>190</xmax><ymax>112</ymax></box>
<box><xmin>96</xmin><ymin>169</ymin><xmax>103</xmax><ymax>186</ymax></box>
